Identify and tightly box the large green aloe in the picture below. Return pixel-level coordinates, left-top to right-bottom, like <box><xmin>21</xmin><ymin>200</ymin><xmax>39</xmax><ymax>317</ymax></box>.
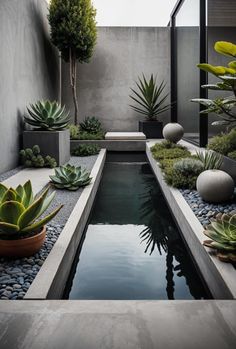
<box><xmin>25</xmin><ymin>100</ymin><xmax>70</xmax><ymax>131</ymax></box>
<box><xmin>50</xmin><ymin>164</ymin><xmax>92</xmax><ymax>191</ymax></box>
<box><xmin>0</xmin><ymin>180</ymin><xmax>62</xmax><ymax>237</ymax></box>
<box><xmin>203</xmin><ymin>213</ymin><xmax>236</xmax><ymax>262</ymax></box>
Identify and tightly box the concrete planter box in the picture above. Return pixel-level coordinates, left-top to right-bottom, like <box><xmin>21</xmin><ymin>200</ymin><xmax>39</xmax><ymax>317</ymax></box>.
<box><xmin>23</xmin><ymin>130</ymin><xmax>70</xmax><ymax>165</ymax></box>
<box><xmin>220</xmin><ymin>155</ymin><xmax>236</xmax><ymax>183</ymax></box>
<box><xmin>139</xmin><ymin>120</ymin><xmax>163</xmax><ymax>139</ymax></box>
<box><xmin>71</xmin><ymin>139</ymin><xmax>146</xmax><ymax>152</ymax></box>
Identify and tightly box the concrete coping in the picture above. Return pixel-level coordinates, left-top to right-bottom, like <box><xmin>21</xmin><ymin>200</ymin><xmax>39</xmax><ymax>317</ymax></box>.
<box><xmin>146</xmin><ymin>141</ymin><xmax>236</xmax><ymax>299</ymax></box>
<box><xmin>25</xmin><ymin>149</ymin><xmax>106</xmax><ymax>300</ymax></box>
<box><xmin>105</xmin><ymin>132</ymin><xmax>146</xmax><ymax>140</ymax></box>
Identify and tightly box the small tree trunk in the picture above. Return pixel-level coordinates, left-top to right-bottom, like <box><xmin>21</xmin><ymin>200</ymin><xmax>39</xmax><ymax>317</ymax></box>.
<box><xmin>69</xmin><ymin>49</ymin><xmax>79</xmax><ymax>125</ymax></box>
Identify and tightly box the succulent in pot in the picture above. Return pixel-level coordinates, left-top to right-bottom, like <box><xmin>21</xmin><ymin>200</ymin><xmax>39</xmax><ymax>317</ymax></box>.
<box><xmin>0</xmin><ymin>180</ymin><xmax>62</xmax><ymax>257</ymax></box>
<box><xmin>203</xmin><ymin>213</ymin><xmax>236</xmax><ymax>262</ymax></box>
<box><xmin>25</xmin><ymin>100</ymin><xmax>70</xmax><ymax>131</ymax></box>
<box><xmin>50</xmin><ymin>164</ymin><xmax>92</xmax><ymax>191</ymax></box>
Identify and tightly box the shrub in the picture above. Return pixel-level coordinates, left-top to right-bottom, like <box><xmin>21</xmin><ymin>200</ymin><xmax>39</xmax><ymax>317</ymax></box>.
<box><xmin>207</xmin><ymin>128</ymin><xmax>236</xmax><ymax>157</ymax></box>
<box><xmin>69</xmin><ymin>124</ymin><xmax>80</xmax><ymax>140</ymax></box>
<box><xmin>71</xmin><ymin>144</ymin><xmax>100</xmax><ymax>156</ymax></box>
<box><xmin>20</xmin><ymin>145</ymin><xmax>57</xmax><ymax>168</ymax></box>
<box><xmin>151</xmin><ymin>146</ymin><xmax>191</xmax><ymax>161</ymax></box>
<box><xmin>173</xmin><ymin>158</ymin><xmax>204</xmax><ymax>175</ymax></box>
<box><xmin>77</xmin><ymin>131</ymin><xmax>105</xmax><ymax>140</ymax></box>
<box><xmin>228</xmin><ymin>150</ymin><xmax>236</xmax><ymax>160</ymax></box>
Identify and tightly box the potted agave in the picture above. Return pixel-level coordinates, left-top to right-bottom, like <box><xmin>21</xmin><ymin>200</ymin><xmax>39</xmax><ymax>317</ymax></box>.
<box><xmin>0</xmin><ymin>180</ymin><xmax>62</xmax><ymax>257</ymax></box>
<box><xmin>130</xmin><ymin>74</ymin><xmax>171</xmax><ymax>138</ymax></box>
<box><xmin>23</xmin><ymin>100</ymin><xmax>71</xmax><ymax>165</ymax></box>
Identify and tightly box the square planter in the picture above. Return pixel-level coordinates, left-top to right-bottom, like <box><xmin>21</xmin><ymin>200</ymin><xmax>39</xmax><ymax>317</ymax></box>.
<box><xmin>23</xmin><ymin>129</ymin><xmax>70</xmax><ymax>165</ymax></box>
<box><xmin>139</xmin><ymin>120</ymin><xmax>163</xmax><ymax>139</ymax></box>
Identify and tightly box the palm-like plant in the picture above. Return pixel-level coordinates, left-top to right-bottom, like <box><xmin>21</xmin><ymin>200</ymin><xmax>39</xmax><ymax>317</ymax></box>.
<box><xmin>195</xmin><ymin>150</ymin><xmax>223</xmax><ymax>170</ymax></box>
<box><xmin>50</xmin><ymin>164</ymin><xmax>92</xmax><ymax>190</ymax></box>
<box><xmin>25</xmin><ymin>100</ymin><xmax>70</xmax><ymax>131</ymax></box>
<box><xmin>203</xmin><ymin>213</ymin><xmax>236</xmax><ymax>262</ymax></box>
<box><xmin>0</xmin><ymin>181</ymin><xmax>62</xmax><ymax>237</ymax></box>
<box><xmin>130</xmin><ymin>74</ymin><xmax>171</xmax><ymax>121</ymax></box>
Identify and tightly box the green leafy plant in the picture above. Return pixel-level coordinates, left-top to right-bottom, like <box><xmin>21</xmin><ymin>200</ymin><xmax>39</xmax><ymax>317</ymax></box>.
<box><xmin>228</xmin><ymin>150</ymin><xmax>236</xmax><ymax>160</ymax></box>
<box><xmin>68</xmin><ymin>124</ymin><xmax>80</xmax><ymax>140</ymax></box>
<box><xmin>130</xmin><ymin>74</ymin><xmax>171</xmax><ymax>121</ymax></box>
<box><xmin>195</xmin><ymin>150</ymin><xmax>223</xmax><ymax>170</ymax></box>
<box><xmin>20</xmin><ymin>145</ymin><xmax>57</xmax><ymax>168</ymax></box>
<box><xmin>0</xmin><ymin>181</ymin><xmax>62</xmax><ymax>238</ymax></box>
<box><xmin>207</xmin><ymin>128</ymin><xmax>236</xmax><ymax>159</ymax></box>
<box><xmin>50</xmin><ymin>164</ymin><xmax>92</xmax><ymax>190</ymax></box>
<box><xmin>191</xmin><ymin>41</ymin><xmax>236</xmax><ymax>127</ymax></box>
<box><xmin>151</xmin><ymin>142</ymin><xmax>191</xmax><ymax>161</ymax></box>
<box><xmin>25</xmin><ymin>100</ymin><xmax>70</xmax><ymax>131</ymax></box>
<box><xmin>173</xmin><ymin>158</ymin><xmax>204</xmax><ymax>175</ymax></box>
<box><xmin>48</xmin><ymin>0</ymin><xmax>97</xmax><ymax>124</ymax></box>
<box><xmin>80</xmin><ymin>117</ymin><xmax>103</xmax><ymax>134</ymax></box>
<box><xmin>203</xmin><ymin>213</ymin><xmax>236</xmax><ymax>262</ymax></box>
<box><xmin>77</xmin><ymin>131</ymin><xmax>105</xmax><ymax>140</ymax></box>
<box><xmin>71</xmin><ymin>144</ymin><xmax>100</xmax><ymax>156</ymax></box>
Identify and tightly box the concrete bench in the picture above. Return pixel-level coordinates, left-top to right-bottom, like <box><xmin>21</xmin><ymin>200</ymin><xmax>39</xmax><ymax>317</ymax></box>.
<box><xmin>105</xmin><ymin>132</ymin><xmax>146</xmax><ymax>140</ymax></box>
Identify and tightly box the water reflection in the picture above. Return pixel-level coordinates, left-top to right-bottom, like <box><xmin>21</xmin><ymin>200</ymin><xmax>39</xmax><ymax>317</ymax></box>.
<box><xmin>64</xmin><ymin>163</ymin><xmax>209</xmax><ymax>300</ymax></box>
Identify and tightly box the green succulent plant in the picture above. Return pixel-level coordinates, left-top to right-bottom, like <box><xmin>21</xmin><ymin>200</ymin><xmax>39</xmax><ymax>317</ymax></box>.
<box><xmin>173</xmin><ymin>158</ymin><xmax>204</xmax><ymax>175</ymax></box>
<box><xmin>20</xmin><ymin>145</ymin><xmax>57</xmax><ymax>168</ymax></box>
<box><xmin>68</xmin><ymin>124</ymin><xmax>80</xmax><ymax>140</ymax></box>
<box><xmin>50</xmin><ymin>164</ymin><xmax>92</xmax><ymax>191</ymax></box>
<box><xmin>80</xmin><ymin>117</ymin><xmax>103</xmax><ymax>134</ymax></box>
<box><xmin>130</xmin><ymin>74</ymin><xmax>171</xmax><ymax>121</ymax></box>
<box><xmin>0</xmin><ymin>181</ymin><xmax>62</xmax><ymax>238</ymax></box>
<box><xmin>71</xmin><ymin>144</ymin><xmax>100</xmax><ymax>156</ymax></box>
<box><xmin>25</xmin><ymin>100</ymin><xmax>70</xmax><ymax>131</ymax></box>
<box><xmin>195</xmin><ymin>150</ymin><xmax>223</xmax><ymax>170</ymax></box>
<box><xmin>203</xmin><ymin>213</ymin><xmax>236</xmax><ymax>262</ymax></box>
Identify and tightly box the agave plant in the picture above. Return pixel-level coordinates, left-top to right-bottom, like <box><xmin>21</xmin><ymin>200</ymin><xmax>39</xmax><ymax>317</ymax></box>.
<box><xmin>80</xmin><ymin>117</ymin><xmax>102</xmax><ymax>134</ymax></box>
<box><xmin>130</xmin><ymin>74</ymin><xmax>171</xmax><ymax>121</ymax></box>
<box><xmin>0</xmin><ymin>180</ymin><xmax>62</xmax><ymax>237</ymax></box>
<box><xmin>25</xmin><ymin>100</ymin><xmax>70</xmax><ymax>131</ymax></box>
<box><xmin>203</xmin><ymin>213</ymin><xmax>236</xmax><ymax>262</ymax></box>
<box><xmin>196</xmin><ymin>150</ymin><xmax>223</xmax><ymax>170</ymax></box>
<box><xmin>50</xmin><ymin>164</ymin><xmax>92</xmax><ymax>190</ymax></box>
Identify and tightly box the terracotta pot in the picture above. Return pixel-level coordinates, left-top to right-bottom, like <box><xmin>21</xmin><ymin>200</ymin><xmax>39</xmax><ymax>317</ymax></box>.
<box><xmin>0</xmin><ymin>226</ymin><xmax>46</xmax><ymax>258</ymax></box>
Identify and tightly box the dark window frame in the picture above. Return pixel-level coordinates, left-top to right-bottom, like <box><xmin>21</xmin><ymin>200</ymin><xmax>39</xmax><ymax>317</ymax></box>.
<box><xmin>170</xmin><ymin>0</ymin><xmax>208</xmax><ymax>147</ymax></box>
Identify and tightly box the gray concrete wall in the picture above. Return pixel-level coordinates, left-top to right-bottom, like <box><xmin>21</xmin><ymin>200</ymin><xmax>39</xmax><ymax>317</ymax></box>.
<box><xmin>62</xmin><ymin>27</ymin><xmax>170</xmax><ymax>131</ymax></box>
<box><xmin>0</xmin><ymin>0</ymin><xmax>60</xmax><ymax>174</ymax></box>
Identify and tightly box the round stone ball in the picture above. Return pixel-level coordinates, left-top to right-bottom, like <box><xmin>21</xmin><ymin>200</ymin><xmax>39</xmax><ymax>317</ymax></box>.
<box><xmin>196</xmin><ymin>170</ymin><xmax>234</xmax><ymax>203</ymax></box>
<box><xmin>162</xmin><ymin>123</ymin><xmax>184</xmax><ymax>143</ymax></box>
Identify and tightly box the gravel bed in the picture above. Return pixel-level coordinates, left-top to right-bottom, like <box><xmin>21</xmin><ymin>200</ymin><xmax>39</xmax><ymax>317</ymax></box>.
<box><xmin>0</xmin><ymin>166</ymin><xmax>23</xmax><ymax>182</ymax></box>
<box><xmin>0</xmin><ymin>155</ymin><xmax>98</xmax><ymax>300</ymax></box>
<box><xmin>180</xmin><ymin>189</ymin><xmax>236</xmax><ymax>227</ymax></box>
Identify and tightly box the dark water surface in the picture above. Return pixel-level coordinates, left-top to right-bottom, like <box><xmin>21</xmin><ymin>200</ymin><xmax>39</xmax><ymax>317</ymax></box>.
<box><xmin>64</xmin><ymin>161</ymin><xmax>210</xmax><ymax>300</ymax></box>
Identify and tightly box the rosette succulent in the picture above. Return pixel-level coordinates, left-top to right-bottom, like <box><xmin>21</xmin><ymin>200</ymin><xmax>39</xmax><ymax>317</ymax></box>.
<box><xmin>25</xmin><ymin>100</ymin><xmax>70</xmax><ymax>130</ymax></box>
<box><xmin>0</xmin><ymin>180</ymin><xmax>62</xmax><ymax>238</ymax></box>
<box><xmin>203</xmin><ymin>213</ymin><xmax>236</xmax><ymax>262</ymax></box>
<box><xmin>80</xmin><ymin>117</ymin><xmax>102</xmax><ymax>134</ymax></box>
<box><xmin>50</xmin><ymin>164</ymin><xmax>92</xmax><ymax>190</ymax></box>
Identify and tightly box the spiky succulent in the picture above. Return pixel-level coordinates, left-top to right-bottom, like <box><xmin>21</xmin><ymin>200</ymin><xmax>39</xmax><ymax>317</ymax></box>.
<box><xmin>25</xmin><ymin>100</ymin><xmax>70</xmax><ymax>131</ymax></box>
<box><xmin>196</xmin><ymin>150</ymin><xmax>223</xmax><ymax>170</ymax></box>
<box><xmin>50</xmin><ymin>164</ymin><xmax>92</xmax><ymax>191</ymax></box>
<box><xmin>203</xmin><ymin>213</ymin><xmax>236</xmax><ymax>262</ymax></box>
<box><xmin>0</xmin><ymin>181</ymin><xmax>62</xmax><ymax>238</ymax></box>
<box><xmin>80</xmin><ymin>117</ymin><xmax>102</xmax><ymax>134</ymax></box>
<box><xmin>20</xmin><ymin>145</ymin><xmax>57</xmax><ymax>168</ymax></box>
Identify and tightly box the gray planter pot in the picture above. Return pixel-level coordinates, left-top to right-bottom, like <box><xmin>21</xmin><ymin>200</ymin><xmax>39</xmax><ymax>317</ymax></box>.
<box><xmin>220</xmin><ymin>155</ymin><xmax>236</xmax><ymax>183</ymax></box>
<box><xmin>23</xmin><ymin>129</ymin><xmax>70</xmax><ymax>165</ymax></box>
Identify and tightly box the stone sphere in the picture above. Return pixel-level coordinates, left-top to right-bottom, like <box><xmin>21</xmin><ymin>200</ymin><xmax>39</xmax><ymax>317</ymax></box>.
<box><xmin>162</xmin><ymin>123</ymin><xmax>184</xmax><ymax>143</ymax></box>
<box><xmin>196</xmin><ymin>170</ymin><xmax>234</xmax><ymax>203</ymax></box>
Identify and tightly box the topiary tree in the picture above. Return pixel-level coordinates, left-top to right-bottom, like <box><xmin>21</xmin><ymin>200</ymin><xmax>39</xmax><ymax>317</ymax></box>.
<box><xmin>48</xmin><ymin>0</ymin><xmax>97</xmax><ymax>125</ymax></box>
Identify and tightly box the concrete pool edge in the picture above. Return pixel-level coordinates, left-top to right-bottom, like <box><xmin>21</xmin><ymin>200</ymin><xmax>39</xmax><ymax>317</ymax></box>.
<box><xmin>146</xmin><ymin>142</ymin><xmax>236</xmax><ymax>299</ymax></box>
<box><xmin>25</xmin><ymin>149</ymin><xmax>106</xmax><ymax>300</ymax></box>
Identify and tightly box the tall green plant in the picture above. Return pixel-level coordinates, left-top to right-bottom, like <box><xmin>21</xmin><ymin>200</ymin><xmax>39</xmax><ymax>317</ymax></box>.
<box><xmin>191</xmin><ymin>41</ymin><xmax>236</xmax><ymax>127</ymax></box>
<box><xmin>48</xmin><ymin>0</ymin><xmax>97</xmax><ymax>125</ymax></box>
<box><xmin>130</xmin><ymin>74</ymin><xmax>171</xmax><ymax>121</ymax></box>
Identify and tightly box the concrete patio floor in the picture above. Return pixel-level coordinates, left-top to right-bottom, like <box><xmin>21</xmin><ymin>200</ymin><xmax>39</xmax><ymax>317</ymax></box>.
<box><xmin>0</xmin><ymin>300</ymin><xmax>235</xmax><ymax>349</ymax></box>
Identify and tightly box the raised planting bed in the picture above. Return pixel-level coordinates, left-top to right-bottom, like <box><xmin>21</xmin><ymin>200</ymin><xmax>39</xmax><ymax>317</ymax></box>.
<box><xmin>71</xmin><ymin>139</ymin><xmax>147</xmax><ymax>152</ymax></box>
<box><xmin>0</xmin><ymin>152</ymin><xmax>105</xmax><ymax>300</ymax></box>
<box><xmin>146</xmin><ymin>141</ymin><xmax>236</xmax><ymax>299</ymax></box>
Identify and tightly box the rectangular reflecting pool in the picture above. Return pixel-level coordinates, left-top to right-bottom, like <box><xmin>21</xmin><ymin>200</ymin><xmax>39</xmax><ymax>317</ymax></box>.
<box><xmin>64</xmin><ymin>155</ymin><xmax>210</xmax><ymax>300</ymax></box>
